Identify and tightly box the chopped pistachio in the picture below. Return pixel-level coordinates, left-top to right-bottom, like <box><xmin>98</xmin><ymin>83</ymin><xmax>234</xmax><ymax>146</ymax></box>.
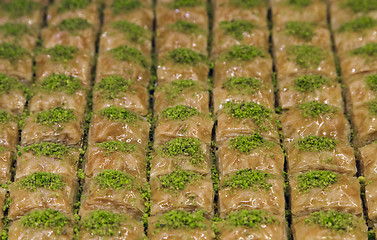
<box><xmin>305</xmin><ymin>210</ymin><xmax>361</xmax><ymax>233</ymax></box>
<box><xmin>296</xmin><ymin>136</ymin><xmax>337</xmax><ymax>152</ymax></box>
<box><xmin>169</xmin><ymin>20</ymin><xmax>204</xmax><ymax>35</ymax></box>
<box><xmin>342</xmin><ymin>0</ymin><xmax>377</xmax><ymax>13</ymax></box>
<box><xmin>168</xmin><ymin>48</ymin><xmax>207</xmax><ymax>65</ymax></box>
<box><xmin>155</xmin><ymin>210</ymin><xmax>206</xmax><ymax>230</ymax></box>
<box><xmin>229</xmin><ymin>134</ymin><xmax>274</xmax><ymax>153</ymax></box>
<box><xmin>226</xmin><ymin>210</ymin><xmax>279</xmax><ymax>228</ymax></box>
<box><xmin>288</xmin><ymin>0</ymin><xmax>311</xmax><ymax>7</ymax></box>
<box><xmin>2</xmin><ymin>0</ymin><xmax>40</xmax><ymax>18</ymax></box>
<box><xmin>223</xmin><ymin>169</ymin><xmax>274</xmax><ymax>191</ymax></box>
<box><xmin>43</xmin><ymin>45</ymin><xmax>78</xmax><ymax>63</ymax></box>
<box><xmin>82</xmin><ymin>210</ymin><xmax>126</xmax><ymax>236</ymax></box>
<box><xmin>223</xmin><ymin>101</ymin><xmax>272</xmax><ymax>127</ymax></box>
<box><xmin>0</xmin><ymin>73</ymin><xmax>25</xmax><ymax>95</ymax></box>
<box><xmin>95</xmin><ymin>76</ymin><xmax>134</xmax><ymax>99</ymax></box>
<box><xmin>112</xmin><ymin>21</ymin><xmax>148</xmax><ymax>43</ymax></box>
<box><xmin>285</xmin><ymin>21</ymin><xmax>316</xmax><ymax>41</ymax></box>
<box><xmin>298</xmin><ymin>101</ymin><xmax>336</xmax><ymax>117</ymax></box>
<box><xmin>22</xmin><ymin>209</ymin><xmax>71</xmax><ymax>234</ymax></box>
<box><xmin>111</xmin><ymin>0</ymin><xmax>143</xmax><ymax>14</ymax></box>
<box><xmin>0</xmin><ymin>110</ymin><xmax>14</xmax><ymax>124</ymax></box>
<box><xmin>34</xmin><ymin>107</ymin><xmax>76</xmax><ymax>127</ymax></box>
<box><xmin>0</xmin><ymin>23</ymin><xmax>30</xmax><ymax>38</ymax></box>
<box><xmin>220</xmin><ymin>44</ymin><xmax>264</xmax><ymax>61</ymax></box>
<box><xmin>294</xmin><ymin>75</ymin><xmax>330</xmax><ymax>92</ymax></box>
<box><xmin>161</xmin><ymin>105</ymin><xmax>199</xmax><ymax>120</ymax></box>
<box><xmin>339</xmin><ymin>16</ymin><xmax>377</xmax><ymax>32</ymax></box>
<box><xmin>229</xmin><ymin>0</ymin><xmax>266</xmax><ymax>8</ymax></box>
<box><xmin>0</xmin><ymin>42</ymin><xmax>28</xmax><ymax>63</ymax></box>
<box><xmin>16</xmin><ymin>172</ymin><xmax>66</xmax><ymax>191</ymax></box>
<box><xmin>220</xmin><ymin>20</ymin><xmax>255</xmax><ymax>40</ymax></box>
<box><xmin>23</xmin><ymin>142</ymin><xmax>71</xmax><ymax>159</ymax></box>
<box><xmin>287</xmin><ymin>45</ymin><xmax>326</xmax><ymax>68</ymax></box>
<box><xmin>369</xmin><ymin>99</ymin><xmax>377</xmax><ymax>115</ymax></box>
<box><xmin>352</xmin><ymin>43</ymin><xmax>377</xmax><ymax>59</ymax></box>
<box><xmin>158</xmin><ymin>170</ymin><xmax>202</xmax><ymax>192</ymax></box>
<box><xmin>95</xmin><ymin>170</ymin><xmax>133</xmax><ymax>190</ymax></box>
<box><xmin>38</xmin><ymin>73</ymin><xmax>82</xmax><ymax>94</ymax></box>
<box><xmin>58</xmin><ymin>0</ymin><xmax>91</xmax><ymax>12</ymax></box>
<box><xmin>168</xmin><ymin>0</ymin><xmax>204</xmax><ymax>8</ymax></box>
<box><xmin>223</xmin><ymin>77</ymin><xmax>263</xmax><ymax>94</ymax></box>
<box><xmin>99</xmin><ymin>106</ymin><xmax>139</xmax><ymax>123</ymax></box>
<box><xmin>57</xmin><ymin>18</ymin><xmax>92</xmax><ymax>32</ymax></box>
<box><xmin>297</xmin><ymin>170</ymin><xmax>338</xmax><ymax>193</ymax></box>
<box><xmin>109</xmin><ymin>45</ymin><xmax>148</xmax><ymax>68</ymax></box>
<box><xmin>159</xmin><ymin>137</ymin><xmax>205</xmax><ymax>165</ymax></box>
<box><xmin>366</xmin><ymin>74</ymin><xmax>377</xmax><ymax>91</ymax></box>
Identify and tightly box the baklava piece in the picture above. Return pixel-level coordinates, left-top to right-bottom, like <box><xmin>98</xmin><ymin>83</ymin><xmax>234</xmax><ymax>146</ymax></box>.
<box><xmin>0</xmin><ymin>0</ymin><xmax>44</xmax><ymax>26</ymax></box>
<box><xmin>0</xmin><ymin>110</ymin><xmax>19</xmax><ymax>150</ymax></box>
<box><xmin>0</xmin><ymin>22</ymin><xmax>38</xmax><ymax>51</ymax></box>
<box><xmin>0</xmin><ymin>147</ymin><xmax>14</xmax><ymax>184</ymax></box>
<box><xmin>0</xmin><ymin>73</ymin><xmax>27</xmax><ymax>115</ymax></box>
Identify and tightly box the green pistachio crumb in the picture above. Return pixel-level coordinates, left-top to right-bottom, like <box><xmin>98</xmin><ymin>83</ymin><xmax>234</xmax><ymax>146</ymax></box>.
<box><xmin>39</xmin><ymin>73</ymin><xmax>82</xmax><ymax>94</ymax></box>
<box><xmin>288</xmin><ymin>0</ymin><xmax>311</xmax><ymax>7</ymax></box>
<box><xmin>220</xmin><ymin>20</ymin><xmax>256</xmax><ymax>40</ymax></box>
<box><xmin>285</xmin><ymin>21</ymin><xmax>316</xmax><ymax>41</ymax></box>
<box><xmin>161</xmin><ymin>105</ymin><xmax>199</xmax><ymax>120</ymax></box>
<box><xmin>22</xmin><ymin>209</ymin><xmax>71</xmax><ymax>234</ymax></box>
<box><xmin>339</xmin><ymin>16</ymin><xmax>377</xmax><ymax>32</ymax></box>
<box><xmin>168</xmin><ymin>48</ymin><xmax>206</xmax><ymax>65</ymax></box>
<box><xmin>23</xmin><ymin>142</ymin><xmax>71</xmax><ymax>159</ymax></box>
<box><xmin>223</xmin><ymin>169</ymin><xmax>274</xmax><ymax>191</ymax></box>
<box><xmin>229</xmin><ymin>0</ymin><xmax>266</xmax><ymax>8</ymax></box>
<box><xmin>0</xmin><ymin>42</ymin><xmax>28</xmax><ymax>63</ymax></box>
<box><xmin>43</xmin><ymin>45</ymin><xmax>78</xmax><ymax>63</ymax></box>
<box><xmin>352</xmin><ymin>43</ymin><xmax>377</xmax><ymax>59</ymax></box>
<box><xmin>305</xmin><ymin>210</ymin><xmax>360</xmax><ymax>232</ymax></box>
<box><xmin>159</xmin><ymin>170</ymin><xmax>202</xmax><ymax>192</ymax></box>
<box><xmin>220</xmin><ymin>44</ymin><xmax>264</xmax><ymax>61</ymax></box>
<box><xmin>2</xmin><ymin>0</ymin><xmax>40</xmax><ymax>18</ymax></box>
<box><xmin>158</xmin><ymin>79</ymin><xmax>204</xmax><ymax>103</ymax></box>
<box><xmin>34</xmin><ymin>107</ymin><xmax>76</xmax><ymax>126</ymax></box>
<box><xmin>82</xmin><ymin>210</ymin><xmax>126</xmax><ymax>236</ymax></box>
<box><xmin>0</xmin><ymin>73</ymin><xmax>25</xmax><ymax>95</ymax></box>
<box><xmin>159</xmin><ymin>137</ymin><xmax>205</xmax><ymax>165</ymax></box>
<box><xmin>0</xmin><ymin>110</ymin><xmax>14</xmax><ymax>124</ymax></box>
<box><xmin>99</xmin><ymin>106</ymin><xmax>139</xmax><ymax>123</ymax></box>
<box><xmin>294</xmin><ymin>74</ymin><xmax>330</xmax><ymax>92</ymax></box>
<box><xmin>109</xmin><ymin>45</ymin><xmax>148</xmax><ymax>68</ymax></box>
<box><xmin>155</xmin><ymin>210</ymin><xmax>206</xmax><ymax>230</ymax></box>
<box><xmin>95</xmin><ymin>170</ymin><xmax>133</xmax><ymax>190</ymax></box>
<box><xmin>169</xmin><ymin>20</ymin><xmax>204</xmax><ymax>35</ymax></box>
<box><xmin>168</xmin><ymin>0</ymin><xmax>204</xmax><ymax>8</ymax></box>
<box><xmin>112</xmin><ymin>21</ymin><xmax>148</xmax><ymax>43</ymax></box>
<box><xmin>16</xmin><ymin>172</ymin><xmax>66</xmax><ymax>191</ymax></box>
<box><xmin>58</xmin><ymin>0</ymin><xmax>91</xmax><ymax>12</ymax></box>
<box><xmin>297</xmin><ymin>170</ymin><xmax>338</xmax><ymax>193</ymax></box>
<box><xmin>111</xmin><ymin>0</ymin><xmax>143</xmax><ymax>14</ymax></box>
<box><xmin>95</xmin><ymin>76</ymin><xmax>134</xmax><ymax>99</ymax></box>
<box><xmin>96</xmin><ymin>141</ymin><xmax>136</xmax><ymax>153</ymax></box>
<box><xmin>366</xmin><ymin>74</ymin><xmax>377</xmax><ymax>91</ymax></box>
<box><xmin>57</xmin><ymin>18</ymin><xmax>92</xmax><ymax>32</ymax></box>
<box><xmin>368</xmin><ymin>100</ymin><xmax>377</xmax><ymax>115</ymax></box>
<box><xmin>287</xmin><ymin>45</ymin><xmax>326</xmax><ymax>68</ymax></box>
<box><xmin>298</xmin><ymin>101</ymin><xmax>336</xmax><ymax>117</ymax></box>
<box><xmin>0</xmin><ymin>23</ymin><xmax>30</xmax><ymax>38</ymax></box>
<box><xmin>223</xmin><ymin>101</ymin><xmax>272</xmax><ymax>127</ymax></box>
<box><xmin>226</xmin><ymin>210</ymin><xmax>279</xmax><ymax>228</ymax></box>
<box><xmin>296</xmin><ymin>136</ymin><xmax>337</xmax><ymax>152</ymax></box>
<box><xmin>223</xmin><ymin>77</ymin><xmax>263</xmax><ymax>94</ymax></box>
<box><xmin>342</xmin><ymin>0</ymin><xmax>377</xmax><ymax>13</ymax></box>
<box><xmin>229</xmin><ymin>134</ymin><xmax>274</xmax><ymax>153</ymax></box>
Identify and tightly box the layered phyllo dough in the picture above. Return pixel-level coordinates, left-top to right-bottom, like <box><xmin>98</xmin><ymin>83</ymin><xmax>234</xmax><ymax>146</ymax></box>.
<box><xmin>0</xmin><ymin>148</ymin><xmax>14</xmax><ymax>184</ymax></box>
<box><xmin>280</xmin><ymin>101</ymin><xmax>350</xmax><ymax>145</ymax></box>
<box><xmin>8</xmin><ymin>209</ymin><xmax>74</xmax><ymax>240</ymax></box>
<box><xmin>0</xmin><ymin>22</ymin><xmax>38</xmax><ymax>51</ymax></box>
<box><xmin>157</xmin><ymin>48</ymin><xmax>209</xmax><ymax>84</ymax></box>
<box><xmin>0</xmin><ymin>110</ymin><xmax>19</xmax><ymax>150</ymax></box>
<box><xmin>154</xmin><ymin>105</ymin><xmax>213</xmax><ymax>146</ymax></box>
<box><xmin>79</xmin><ymin>169</ymin><xmax>147</xmax><ymax>220</ymax></box>
<box><xmin>218</xmin><ymin>169</ymin><xmax>285</xmax><ymax>218</ymax></box>
<box><xmin>21</xmin><ymin>107</ymin><xmax>84</xmax><ymax>146</ymax></box>
<box><xmin>290</xmin><ymin>170</ymin><xmax>363</xmax><ymax>217</ymax></box>
<box><xmin>88</xmin><ymin>106</ymin><xmax>150</xmax><ymax>146</ymax></box>
<box><xmin>148</xmin><ymin>210</ymin><xmax>215</xmax><ymax>240</ymax></box>
<box><xmin>292</xmin><ymin>210</ymin><xmax>368</xmax><ymax>240</ymax></box>
<box><xmin>0</xmin><ymin>73</ymin><xmax>28</xmax><ymax>115</ymax></box>
<box><xmin>0</xmin><ymin>0</ymin><xmax>44</xmax><ymax>26</ymax></box>
<box><xmin>78</xmin><ymin>210</ymin><xmax>145</xmax><ymax>240</ymax></box>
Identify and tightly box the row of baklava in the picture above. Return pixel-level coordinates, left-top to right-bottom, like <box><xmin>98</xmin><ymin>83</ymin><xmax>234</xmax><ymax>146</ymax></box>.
<box><xmin>327</xmin><ymin>0</ymin><xmax>377</xmax><ymax>237</ymax></box>
<box><xmin>272</xmin><ymin>0</ymin><xmax>368</xmax><ymax>239</ymax></box>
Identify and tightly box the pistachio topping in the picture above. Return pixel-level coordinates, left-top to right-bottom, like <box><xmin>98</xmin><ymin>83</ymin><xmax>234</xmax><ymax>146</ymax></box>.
<box><xmin>285</xmin><ymin>21</ymin><xmax>316</xmax><ymax>41</ymax></box>
<box><xmin>58</xmin><ymin>0</ymin><xmax>91</xmax><ymax>12</ymax></box>
<box><xmin>2</xmin><ymin>0</ymin><xmax>40</xmax><ymax>18</ymax></box>
<box><xmin>39</xmin><ymin>73</ymin><xmax>82</xmax><ymax>94</ymax></box>
<box><xmin>294</xmin><ymin>75</ymin><xmax>330</xmax><ymax>92</ymax></box>
<box><xmin>223</xmin><ymin>101</ymin><xmax>272</xmax><ymax>127</ymax></box>
<box><xmin>96</xmin><ymin>141</ymin><xmax>136</xmax><ymax>153</ymax></box>
<box><xmin>296</xmin><ymin>170</ymin><xmax>338</xmax><ymax>193</ymax></box>
<box><xmin>0</xmin><ymin>42</ymin><xmax>28</xmax><ymax>63</ymax></box>
<box><xmin>0</xmin><ymin>73</ymin><xmax>25</xmax><ymax>95</ymax></box>
<box><xmin>229</xmin><ymin>0</ymin><xmax>265</xmax><ymax>8</ymax></box>
<box><xmin>158</xmin><ymin>170</ymin><xmax>202</xmax><ymax>192</ymax></box>
<box><xmin>0</xmin><ymin>23</ymin><xmax>30</xmax><ymax>38</ymax></box>
<box><xmin>0</xmin><ymin>110</ymin><xmax>14</xmax><ymax>124</ymax></box>
<box><xmin>226</xmin><ymin>210</ymin><xmax>279</xmax><ymax>228</ymax></box>
<box><xmin>223</xmin><ymin>169</ymin><xmax>274</xmax><ymax>191</ymax></box>
<box><xmin>22</xmin><ymin>209</ymin><xmax>71</xmax><ymax>234</ymax></box>
<box><xmin>99</xmin><ymin>106</ymin><xmax>139</xmax><ymax>123</ymax></box>
<box><xmin>34</xmin><ymin>107</ymin><xmax>76</xmax><ymax>127</ymax></box>
<box><xmin>366</xmin><ymin>74</ymin><xmax>377</xmax><ymax>91</ymax></box>
<box><xmin>223</xmin><ymin>77</ymin><xmax>263</xmax><ymax>94</ymax></box>
<box><xmin>287</xmin><ymin>45</ymin><xmax>326</xmax><ymax>68</ymax></box>
<box><xmin>168</xmin><ymin>48</ymin><xmax>207</xmax><ymax>65</ymax></box>
<box><xmin>229</xmin><ymin>134</ymin><xmax>274</xmax><ymax>153</ymax></box>
<box><xmin>161</xmin><ymin>105</ymin><xmax>199</xmax><ymax>120</ymax></box>
<box><xmin>168</xmin><ymin>0</ymin><xmax>204</xmax><ymax>8</ymax></box>
<box><xmin>339</xmin><ymin>16</ymin><xmax>377</xmax><ymax>32</ymax></box>
<box><xmin>57</xmin><ymin>18</ymin><xmax>92</xmax><ymax>32</ymax></box>
<box><xmin>16</xmin><ymin>172</ymin><xmax>66</xmax><ymax>191</ymax></box>
<box><xmin>111</xmin><ymin>0</ymin><xmax>143</xmax><ymax>14</ymax></box>
<box><xmin>157</xmin><ymin>79</ymin><xmax>204</xmax><ymax>103</ymax></box>
<box><xmin>43</xmin><ymin>45</ymin><xmax>78</xmax><ymax>63</ymax></box>
<box><xmin>305</xmin><ymin>210</ymin><xmax>361</xmax><ymax>232</ymax></box>
<box><xmin>155</xmin><ymin>210</ymin><xmax>206</xmax><ymax>230</ymax></box>
<box><xmin>109</xmin><ymin>45</ymin><xmax>148</xmax><ymax>68</ymax></box>
<box><xmin>352</xmin><ymin>43</ymin><xmax>377</xmax><ymax>59</ymax></box>
<box><xmin>368</xmin><ymin>99</ymin><xmax>377</xmax><ymax>115</ymax></box>
<box><xmin>296</xmin><ymin>136</ymin><xmax>337</xmax><ymax>152</ymax></box>
<box><xmin>159</xmin><ymin>137</ymin><xmax>205</xmax><ymax>165</ymax></box>
<box><xmin>23</xmin><ymin>142</ymin><xmax>71</xmax><ymax>159</ymax></box>
<box><xmin>95</xmin><ymin>76</ymin><xmax>134</xmax><ymax>99</ymax></box>
<box><xmin>170</xmin><ymin>20</ymin><xmax>204</xmax><ymax>35</ymax></box>
<box><xmin>112</xmin><ymin>21</ymin><xmax>148</xmax><ymax>43</ymax></box>
<box><xmin>342</xmin><ymin>0</ymin><xmax>377</xmax><ymax>13</ymax></box>
<box><xmin>82</xmin><ymin>210</ymin><xmax>126</xmax><ymax>236</ymax></box>
<box><xmin>288</xmin><ymin>0</ymin><xmax>311</xmax><ymax>7</ymax></box>
<box><xmin>220</xmin><ymin>20</ymin><xmax>256</xmax><ymax>40</ymax></box>
<box><xmin>95</xmin><ymin>170</ymin><xmax>133</xmax><ymax>190</ymax></box>
<box><xmin>220</xmin><ymin>44</ymin><xmax>264</xmax><ymax>61</ymax></box>
<box><xmin>298</xmin><ymin>101</ymin><xmax>336</xmax><ymax>117</ymax></box>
